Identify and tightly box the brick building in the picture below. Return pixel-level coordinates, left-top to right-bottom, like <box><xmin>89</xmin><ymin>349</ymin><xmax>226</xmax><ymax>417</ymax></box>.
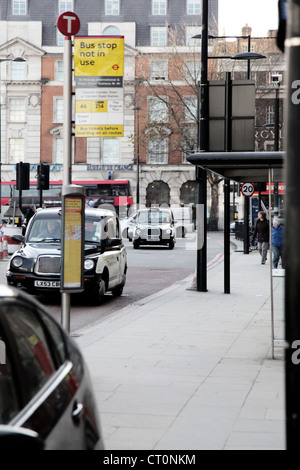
<box><xmin>0</xmin><ymin>0</ymin><xmax>218</xmax><ymax>212</ymax></box>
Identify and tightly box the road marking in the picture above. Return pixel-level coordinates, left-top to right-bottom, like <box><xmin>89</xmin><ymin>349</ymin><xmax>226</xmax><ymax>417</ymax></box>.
<box><xmin>207</xmin><ymin>252</ymin><xmax>224</xmax><ymax>270</ymax></box>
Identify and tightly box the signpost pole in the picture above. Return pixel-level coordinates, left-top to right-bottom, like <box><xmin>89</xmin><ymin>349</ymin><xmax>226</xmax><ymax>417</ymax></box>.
<box><xmin>57</xmin><ymin>11</ymin><xmax>81</xmax><ymax>332</ymax></box>
<box><xmin>61</xmin><ymin>33</ymin><xmax>72</xmax><ymax>332</ymax></box>
<box><xmin>241</xmin><ymin>183</ymin><xmax>254</xmax><ymax>255</ymax></box>
<box><xmin>196</xmin><ymin>0</ymin><xmax>209</xmax><ymax>293</ymax></box>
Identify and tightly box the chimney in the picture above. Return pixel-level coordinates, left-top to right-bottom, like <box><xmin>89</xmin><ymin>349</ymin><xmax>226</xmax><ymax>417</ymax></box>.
<box><xmin>242</xmin><ymin>24</ymin><xmax>252</xmax><ymax>36</ymax></box>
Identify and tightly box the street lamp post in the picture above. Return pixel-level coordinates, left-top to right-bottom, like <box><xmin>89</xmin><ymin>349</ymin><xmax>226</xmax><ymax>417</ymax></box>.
<box><xmin>231</xmin><ymin>51</ymin><xmax>266</xmax><ymax>80</ymax></box>
<box><xmin>206</xmin><ymin>34</ymin><xmax>266</xmax><ymax>79</ymax></box>
<box><xmin>0</xmin><ymin>56</ymin><xmax>26</xmax><ymax>213</ymax></box>
<box><xmin>133</xmin><ymin>106</ymin><xmax>141</xmax><ymax>207</ymax></box>
<box><xmin>192</xmin><ymin>19</ymin><xmax>266</xmax><ymax>291</ymax></box>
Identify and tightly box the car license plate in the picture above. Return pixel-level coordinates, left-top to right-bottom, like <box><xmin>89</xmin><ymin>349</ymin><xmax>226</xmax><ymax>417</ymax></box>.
<box><xmin>34</xmin><ymin>280</ymin><xmax>60</xmax><ymax>288</ymax></box>
<box><xmin>148</xmin><ymin>236</ymin><xmax>160</xmax><ymax>241</ymax></box>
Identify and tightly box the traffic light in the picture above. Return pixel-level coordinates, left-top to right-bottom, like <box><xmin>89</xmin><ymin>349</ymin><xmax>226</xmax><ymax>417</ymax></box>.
<box><xmin>37</xmin><ymin>164</ymin><xmax>50</xmax><ymax>190</ymax></box>
<box><xmin>16</xmin><ymin>162</ymin><xmax>30</xmax><ymax>190</ymax></box>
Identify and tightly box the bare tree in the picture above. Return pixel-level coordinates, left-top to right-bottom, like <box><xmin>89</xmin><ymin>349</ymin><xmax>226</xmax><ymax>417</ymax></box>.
<box><xmin>134</xmin><ymin>25</ymin><xmax>282</xmax><ymax>229</ymax></box>
<box><xmin>135</xmin><ymin>22</ymin><xmax>223</xmax><ymax>229</ymax></box>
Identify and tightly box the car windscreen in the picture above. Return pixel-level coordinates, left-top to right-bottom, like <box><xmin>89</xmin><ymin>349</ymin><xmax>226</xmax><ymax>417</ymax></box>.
<box><xmin>27</xmin><ymin>217</ymin><xmax>62</xmax><ymax>242</ymax></box>
<box><xmin>138</xmin><ymin>211</ymin><xmax>171</xmax><ymax>225</ymax></box>
<box><xmin>85</xmin><ymin>215</ymin><xmax>117</xmax><ymax>242</ymax></box>
<box><xmin>27</xmin><ymin>214</ymin><xmax>117</xmax><ymax>243</ymax></box>
<box><xmin>85</xmin><ymin>217</ymin><xmax>104</xmax><ymax>242</ymax></box>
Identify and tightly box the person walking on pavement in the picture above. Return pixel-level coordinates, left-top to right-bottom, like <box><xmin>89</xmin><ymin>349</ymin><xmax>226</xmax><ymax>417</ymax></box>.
<box><xmin>271</xmin><ymin>217</ymin><xmax>285</xmax><ymax>268</ymax></box>
<box><xmin>22</xmin><ymin>204</ymin><xmax>36</xmax><ymax>235</ymax></box>
<box><xmin>252</xmin><ymin>211</ymin><xmax>269</xmax><ymax>264</ymax></box>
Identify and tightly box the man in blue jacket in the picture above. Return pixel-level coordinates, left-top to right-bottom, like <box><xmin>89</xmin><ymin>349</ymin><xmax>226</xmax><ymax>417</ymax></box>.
<box><xmin>272</xmin><ymin>217</ymin><xmax>285</xmax><ymax>268</ymax></box>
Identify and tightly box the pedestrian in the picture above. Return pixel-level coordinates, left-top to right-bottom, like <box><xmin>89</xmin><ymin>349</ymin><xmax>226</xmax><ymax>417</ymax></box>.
<box><xmin>22</xmin><ymin>204</ymin><xmax>36</xmax><ymax>235</ymax></box>
<box><xmin>252</xmin><ymin>211</ymin><xmax>269</xmax><ymax>264</ymax></box>
<box><xmin>272</xmin><ymin>217</ymin><xmax>285</xmax><ymax>268</ymax></box>
<box><xmin>26</xmin><ymin>204</ymin><xmax>36</xmax><ymax>224</ymax></box>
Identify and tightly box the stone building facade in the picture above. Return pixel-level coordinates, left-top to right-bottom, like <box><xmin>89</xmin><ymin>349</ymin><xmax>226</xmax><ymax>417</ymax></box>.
<box><xmin>0</xmin><ymin>0</ymin><xmax>218</xmax><ymax>214</ymax></box>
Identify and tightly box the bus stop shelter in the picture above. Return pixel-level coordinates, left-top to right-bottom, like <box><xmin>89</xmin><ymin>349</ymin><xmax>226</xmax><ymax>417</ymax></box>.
<box><xmin>187</xmin><ymin>151</ymin><xmax>284</xmax><ymax>183</ymax></box>
<box><xmin>187</xmin><ymin>150</ymin><xmax>285</xmax><ymax>357</ymax></box>
<box><xmin>187</xmin><ymin>150</ymin><xmax>285</xmax><ymax>293</ymax></box>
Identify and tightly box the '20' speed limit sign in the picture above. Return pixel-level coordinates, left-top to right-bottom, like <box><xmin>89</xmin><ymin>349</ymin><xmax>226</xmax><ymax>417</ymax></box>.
<box><xmin>241</xmin><ymin>182</ymin><xmax>254</xmax><ymax>197</ymax></box>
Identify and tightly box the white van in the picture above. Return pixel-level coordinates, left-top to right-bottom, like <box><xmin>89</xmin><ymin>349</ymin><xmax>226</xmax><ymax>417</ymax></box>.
<box><xmin>172</xmin><ymin>206</ymin><xmax>194</xmax><ymax>238</ymax></box>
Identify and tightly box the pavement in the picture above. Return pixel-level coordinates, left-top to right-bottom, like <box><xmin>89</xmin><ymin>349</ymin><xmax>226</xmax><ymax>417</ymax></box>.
<box><xmin>75</xmin><ymin>234</ymin><xmax>286</xmax><ymax>451</ymax></box>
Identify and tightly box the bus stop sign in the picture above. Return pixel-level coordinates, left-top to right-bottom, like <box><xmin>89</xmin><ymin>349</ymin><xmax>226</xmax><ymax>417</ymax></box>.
<box><xmin>57</xmin><ymin>11</ymin><xmax>80</xmax><ymax>36</ymax></box>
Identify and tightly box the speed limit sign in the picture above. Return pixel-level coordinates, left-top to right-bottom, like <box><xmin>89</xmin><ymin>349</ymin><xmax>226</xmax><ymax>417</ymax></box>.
<box><xmin>241</xmin><ymin>182</ymin><xmax>254</xmax><ymax>197</ymax></box>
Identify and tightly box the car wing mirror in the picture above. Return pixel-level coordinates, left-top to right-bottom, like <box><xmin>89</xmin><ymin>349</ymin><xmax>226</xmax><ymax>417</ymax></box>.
<box><xmin>104</xmin><ymin>237</ymin><xmax>122</xmax><ymax>248</ymax></box>
<box><xmin>12</xmin><ymin>234</ymin><xmax>25</xmax><ymax>244</ymax></box>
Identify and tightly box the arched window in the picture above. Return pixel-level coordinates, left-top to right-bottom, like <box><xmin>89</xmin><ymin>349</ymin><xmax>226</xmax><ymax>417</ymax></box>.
<box><xmin>180</xmin><ymin>180</ymin><xmax>198</xmax><ymax>204</ymax></box>
<box><xmin>103</xmin><ymin>26</ymin><xmax>121</xmax><ymax>36</ymax></box>
<box><xmin>146</xmin><ymin>181</ymin><xmax>170</xmax><ymax>207</ymax></box>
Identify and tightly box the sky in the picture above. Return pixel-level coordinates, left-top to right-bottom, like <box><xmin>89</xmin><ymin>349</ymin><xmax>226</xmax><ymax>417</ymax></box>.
<box><xmin>218</xmin><ymin>0</ymin><xmax>279</xmax><ymax>37</ymax></box>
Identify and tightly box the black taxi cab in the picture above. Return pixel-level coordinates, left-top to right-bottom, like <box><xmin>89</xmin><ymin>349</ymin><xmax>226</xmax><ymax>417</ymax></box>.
<box><xmin>6</xmin><ymin>207</ymin><xmax>127</xmax><ymax>304</ymax></box>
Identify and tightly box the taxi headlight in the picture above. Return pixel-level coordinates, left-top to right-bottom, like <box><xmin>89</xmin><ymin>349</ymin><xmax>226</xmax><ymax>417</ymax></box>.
<box><xmin>84</xmin><ymin>259</ymin><xmax>95</xmax><ymax>270</ymax></box>
<box><xmin>136</xmin><ymin>228</ymin><xmax>141</xmax><ymax>235</ymax></box>
<box><xmin>165</xmin><ymin>229</ymin><xmax>172</xmax><ymax>234</ymax></box>
<box><xmin>11</xmin><ymin>256</ymin><xmax>24</xmax><ymax>268</ymax></box>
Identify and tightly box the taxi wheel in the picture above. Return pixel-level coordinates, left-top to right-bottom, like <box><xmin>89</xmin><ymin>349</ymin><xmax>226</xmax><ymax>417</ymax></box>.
<box><xmin>111</xmin><ymin>285</ymin><xmax>123</xmax><ymax>297</ymax></box>
<box><xmin>91</xmin><ymin>278</ymin><xmax>106</xmax><ymax>305</ymax></box>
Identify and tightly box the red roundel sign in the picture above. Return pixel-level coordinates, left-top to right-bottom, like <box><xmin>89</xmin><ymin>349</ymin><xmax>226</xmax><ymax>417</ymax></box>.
<box><xmin>241</xmin><ymin>182</ymin><xmax>254</xmax><ymax>197</ymax></box>
<box><xmin>57</xmin><ymin>11</ymin><xmax>80</xmax><ymax>36</ymax></box>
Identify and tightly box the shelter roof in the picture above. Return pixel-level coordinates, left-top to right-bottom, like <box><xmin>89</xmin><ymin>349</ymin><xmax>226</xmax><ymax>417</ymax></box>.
<box><xmin>187</xmin><ymin>152</ymin><xmax>284</xmax><ymax>182</ymax></box>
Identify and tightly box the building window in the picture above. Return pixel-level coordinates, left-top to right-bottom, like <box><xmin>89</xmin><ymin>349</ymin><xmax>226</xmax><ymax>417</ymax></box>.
<box><xmin>105</xmin><ymin>0</ymin><xmax>120</xmax><ymax>15</ymax></box>
<box><xmin>151</xmin><ymin>27</ymin><xmax>167</xmax><ymax>46</ymax></box>
<box><xmin>182</xmin><ymin>140</ymin><xmax>197</xmax><ymax>162</ymax></box>
<box><xmin>186</xmin><ymin>26</ymin><xmax>201</xmax><ymax>46</ymax></box>
<box><xmin>183</xmin><ymin>96</ymin><xmax>197</xmax><ymax>123</ymax></box>
<box><xmin>59</xmin><ymin>0</ymin><xmax>73</xmax><ymax>12</ymax></box>
<box><xmin>187</xmin><ymin>0</ymin><xmax>201</xmax><ymax>15</ymax></box>
<box><xmin>148</xmin><ymin>138</ymin><xmax>168</xmax><ymax>164</ymax></box>
<box><xmin>103</xmin><ymin>26</ymin><xmax>121</xmax><ymax>35</ymax></box>
<box><xmin>150</xmin><ymin>60</ymin><xmax>168</xmax><ymax>81</ymax></box>
<box><xmin>12</xmin><ymin>0</ymin><xmax>27</xmax><ymax>15</ymax></box>
<box><xmin>102</xmin><ymin>138</ymin><xmax>119</xmax><ymax>164</ymax></box>
<box><xmin>242</xmin><ymin>44</ymin><xmax>255</xmax><ymax>53</ymax></box>
<box><xmin>180</xmin><ymin>180</ymin><xmax>198</xmax><ymax>203</ymax></box>
<box><xmin>54</xmin><ymin>137</ymin><xmax>63</xmax><ymax>163</ymax></box>
<box><xmin>56</xmin><ymin>60</ymin><xmax>64</xmax><ymax>81</ymax></box>
<box><xmin>9</xmin><ymin>98</ymin><xmax>26</xmax><ymax>121</ymax></box>
<box><xmin>57</xmin><ymin>32</ymin><xmax>64</xmax><ymax>47</ymax></box>
<box><xmin>152</xmin><ymin>0</ymin><xmax>167</xmax><ymax>15</ymax></box>
<box><xmin>148</xmin><ymin>97</ymin><xmax>168</xmax><ymax>123</ymax></box>
<box><xmin>54</xmin><ymin>98</ymin><xmax>64</xmax><ymax>123</ymax></box>
<box><xmin>9</xmin><ymin>138</ymin><xmax>25</xmax><ymax>163</ymax></box>
<box><xmin>266</xmin><ymin>105</ymin><xmax>275</xmax><ymax>124</ymax></box>
<box><xmin>185</xmin><ymin>59</ymin><xmax>200</xmax><ymax>82</ymax></box>
<box><xmin>11</xmin><ymin>61</ymin><xmax>26</xmax><ymax>80</ymax></box>
<box><xmin>57</xmin><ymin>0</ymin><xmax>73</xmax><ymax>45</ymax></box>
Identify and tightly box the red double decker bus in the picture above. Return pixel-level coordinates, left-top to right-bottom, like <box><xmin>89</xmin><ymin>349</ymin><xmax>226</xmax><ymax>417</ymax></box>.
<box><xmin>1</xmin><ymin>179</ymin><xmax>133</xmax><ymax>217</ymax></box>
